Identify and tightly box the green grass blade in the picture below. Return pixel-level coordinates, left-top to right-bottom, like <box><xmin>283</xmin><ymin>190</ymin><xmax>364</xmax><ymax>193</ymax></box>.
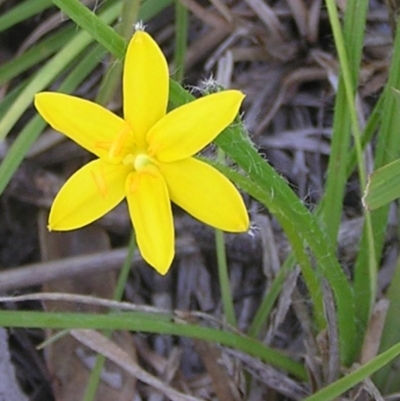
<box><xmin>95</xmin><ymin>0</ymin><xmax>141</xmax><ymax>106</ymax></box>
<box><xmin>248</xmin><ymin>256</ymin><xmax>293</xmax><ymax>337</ymax></box>
<box><xmin>321</xmin><ymin>0</ymin><xmax>368</xmax><ymax>242</ymax></box>
<box><xmin>51</xmin><ymin>0</ymin><xmax>174</xmax><ymax>60</ymax></box>
<box><xmin>304</xmin><ymin>342</ymin><xmax>400</xmax><ymax>401</ymax></box>
<box><xmin>374</xmin><ymin>257</ymin><xmax>400</xmax><ymax>391</ymax></box>
<box><xmin>346</xmin><ymin>95</ymin><xmax>384</xmax><ymax>177</ymax></box>
<box><xmin>0</xmin><ymin>310</ymin><xmax>307</xmax><ymax>380</ymax></box>
<box><xmin>324</xmin><ymin>0</ymin><xmax>365</xmax><ymax>190</ymax></box>
<box><xmin>354</xmin><ymin>16</ymin><xmax>400</xmax><ymax>340</ymax></box>
<box><xmin>173</xmin><ymin>0</ymin><xmax>188</xmax><ymax>82</ymax></box>
<box><xmin>0</xmin><ymin>2</ymin><xmax>121</xmax><ymax>142</ymax></box>
<box><xmin>0</xmin><ymin>44</ymin><xmax>105</xmax><ymax>196</ymax></box>
<box><xmin>0</xmin><ymin>25</ymin><xmax>74</xmax><ymax>86</ymax></box>
<box><xmin>0</xmin><ymin>83</ymin><xmax>26</xmax><ymax>118</ymax></box>
<box><xmin>0</xmin><ymin>117</ymin><xmax>46</xmax><ymax>195</ymax></box>
<box><xmin>0</xmin><ymin>0</ymin><xmax>52</xmax><ymax>33</ymax></box>
<box><xmin>51</xmin><ymin>0</ymin><xmax>127</xmax><ymax>57</ymax></box>
<box><xmin>363</xmin><ymin>159</ymin><xmax>400</xmax><ymax>210</ymax></box>
<box><xmin>324</xmin><ymin>0</ymin><xmax>377</xmax><ymax>353</ymax></box>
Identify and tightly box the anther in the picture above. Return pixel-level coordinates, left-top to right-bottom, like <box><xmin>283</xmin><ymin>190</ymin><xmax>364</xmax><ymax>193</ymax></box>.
<box><xmin>108</xmin><ymin>123</ymin><xmax>132</xmax><ymax>160</ymax></box>
<box><xmin>91</xmin><ymin>168</ymin><xmax>108</xmax><ymax>198</ymax></box>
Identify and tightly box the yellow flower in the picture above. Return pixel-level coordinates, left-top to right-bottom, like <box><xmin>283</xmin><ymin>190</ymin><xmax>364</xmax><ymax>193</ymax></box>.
<box><xmin>34</xmin><ymin>31</ymin><xmax>249</xmax><ymax>274</ymax></box>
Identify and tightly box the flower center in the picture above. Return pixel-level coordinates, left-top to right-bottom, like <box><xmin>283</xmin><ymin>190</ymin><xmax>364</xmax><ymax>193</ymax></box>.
<box><xmin>134</xmin><ymin>154</ymin><xmax>152</xmax><ymax>171</ymax></box>
<box><xmin>123</xmin><ymin>152</ymin><xmax>158</xmax><ymax>173</ymax></box>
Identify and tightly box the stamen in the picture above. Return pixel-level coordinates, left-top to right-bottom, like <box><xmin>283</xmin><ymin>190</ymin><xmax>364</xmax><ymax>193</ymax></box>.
<box><xmin>108</xmin><ymin>123</ymin><xmax>132</xmax><ymax>161</ymax></box>
<box><xmin>123</xmin><ymin>154</ymin><xmax>135</xmax><ymax>167</ymax></box>
<box><xmin>91</xmin><ymin>168</ymin><xmax>108</xmax><ymax>198</ymax></box>
<box><xmin>126</xmin><ymin>174</ymin><xmax>139</xmax><ymax>195</ymax></box>
<box><xmin>95</xmin><ymin>140</ymin><xmax>112</xmax><ymax>151</ymax></box>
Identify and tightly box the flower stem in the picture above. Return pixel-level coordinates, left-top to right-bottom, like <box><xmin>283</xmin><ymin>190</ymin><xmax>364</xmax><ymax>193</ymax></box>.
<box><xmin>215</xmin><ymin>229</ymin><xmax>237</xmax><ymax>327</ymax></box>
<box><xmin>82</xmin><ymin>232</ymin><xmax>137</xmax><ymax>401</ymax></box>
<box><xmin>214</xmin><ymin>148</ymin><xmax>237</xmax><ymax>327</ymax></box>
<box><xmin>173</xmin><ymin>0</ymin><xmax>188</xmax><ymax>83</ymax></box>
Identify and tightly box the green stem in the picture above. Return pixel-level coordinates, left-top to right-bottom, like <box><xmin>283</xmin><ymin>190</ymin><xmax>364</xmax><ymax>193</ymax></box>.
<box><xmin>113</xmin><ymin>232</ymin><xmax>136</xmax><ymax>301</ymax></box>
<box><xmin>83</xmin><ymin>232</ymin><xmax>137</xmax><ymax>401</ymax></box>
<box><xmin>173</xmin><ymin>0</ymin><xmax>188</xmax><ymax>82</ymax></box>
<box><xmin>215</xmin><ymin>229</ymin><xmax>237</xmax><ymax>327</ymax></box>
<box><xmin>214</xmin><ymin>147</ymin><xmax>237</xmax><ymax>327</ymax></box>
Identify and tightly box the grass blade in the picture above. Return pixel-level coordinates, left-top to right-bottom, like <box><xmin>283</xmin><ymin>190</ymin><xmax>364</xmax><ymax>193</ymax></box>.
<box><xmin>354</xmin><ymin>17</ymin><xmax>400</xmax><ymax>341</ymax></box>
<box><xmin>0</xmin><ymin>0</ymin><xmax>52</xmax><ymax>33</ymax></box>
<box><xmin>363</xmin><ymin>159</ymin><xmax>400</xmax><ymax>210</ymax></box>
<box><xmin>304</xmin><ymin>342</ymin><xmax>400</xmax><ymax>401</ymax></box>
<box><xmin>0</xmin><ymin>309</ymin><xmax>307</xmax><ymax>380</ymax></box>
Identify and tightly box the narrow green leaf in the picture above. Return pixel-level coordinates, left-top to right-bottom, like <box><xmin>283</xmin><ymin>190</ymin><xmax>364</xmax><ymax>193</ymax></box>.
<box><xmin>173</xmin><ymin>0</ymin><xmax>188</xmax><ymax>82</ymax></box>
<box><xmin>354</xmin><ymin>16</ymin><xmax>400</xmax><ymax>341</ymax></box>
<box><xmin>0</xmin><ymin>0</ymin><xmax>52</xmax><ymax>33</ymax></box>
<box><xmin>0</xmin><ymin>83</ymin><xmax>26</xmax><ymax>118</ymax></box>
<box><xmin>248</xmin><ymin>257</ymin><xmax>292</xmax><ymax>337</ymax></box>
<box><xmin>0</xmin><ymin>44</ymin><xmax>105</xmax><ymax>196</ymax></box>
<box><xmin>346</xmin><ymin>95</ymin><xmax>384</xmax><ymax>177</ymax></box>
<box><xmin>51</xmin><ymin>0</ymin><xmax>127</xmax><ymax>57</ymax></box>
<box><xmin>374</xmin><ymin>257</ymin><xmax>400</xmax><ymax>391</ymax></box>
<box><xmin>95</xmin><ymin>0</ymin><xmax>141</xmax><ymax>106</ymax></box>
<box><xmin>321</xmin><ymin>0</ymin><xmax>368</xmax><ymax>242</ymax></box>
<box><xmin>363</xmin><ymin>159</ymin><xmax>400</xmax><ymax>210</ymax></box>
<box><xmin>304</xmin><ymin>342</ymin><xmax>400</xmax><ymax>401</ymax></box>
<box><xmin>0</xmin><ymin>25</ymin><xmax>74</xmax><ymax>86</ymax></box>
<box><xmin>51</xmin><ymin>0</ymin><xmax>174</xmax><ymax>60</ymax></box>
<box><xmin>324</xmin><ymin>0</ymin><xmax>377</xmax><ymax>357</ymax></box>
<box><xmin>0</xmin><ymin>2</ymin><xmax>121</xmax><ymax>142</ymax></box>
<box><xmin>0</xmin><ymin>310</ymin><xmax>307</xmax><ymax>380</ymax></box>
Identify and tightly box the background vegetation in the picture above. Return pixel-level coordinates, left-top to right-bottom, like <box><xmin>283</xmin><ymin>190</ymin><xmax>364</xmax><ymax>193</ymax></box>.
<box><xmin>1</xmin><ymin>0</ymin><xmax>400</xmax><ymax>399</ymax></box>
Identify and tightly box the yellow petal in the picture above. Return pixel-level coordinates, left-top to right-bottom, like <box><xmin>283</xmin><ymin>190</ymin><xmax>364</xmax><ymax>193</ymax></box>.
<box><xmin>125</xmin><ymin>169</ymin><xmax>174</xmax><ymax>274</ymax></box>
<box><xmin>160</xmin><ymin>158</ymin><xmax>249</xmax><ymax>232</ymax></box>
<box><xmin>123</xmin><ymin>31</ymin><xmax>169</xmax><ymax>148</ymax></box>
<box><xmin>35</xmin><ymin>92</ymin><xmax>126</xmax><ymax>160</ymax></box>
<box><xmin>147</xmin><ymin>90</ymin><xmax>245</xmax><ymax>162</ymax></box>
<box><xmin>49</xmin><ymin>159</ymin><xmax>129</xmax><ymax>230</ymax></box>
